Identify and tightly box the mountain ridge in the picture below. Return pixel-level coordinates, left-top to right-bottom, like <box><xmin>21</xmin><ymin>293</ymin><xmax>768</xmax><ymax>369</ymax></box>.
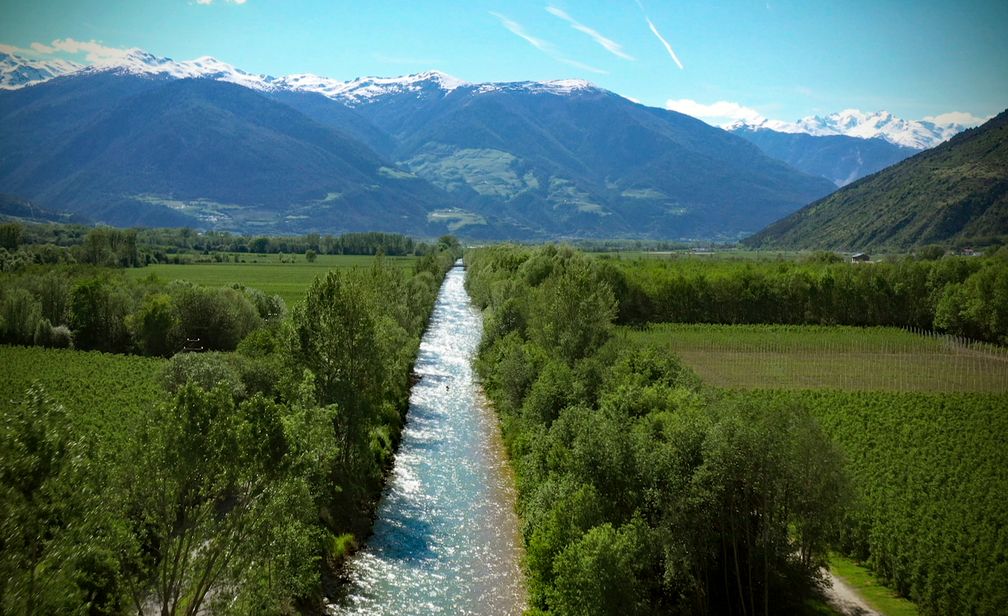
<box><xmin>728</xmin><ymin>109</ymin><xmax>979</xmax><ymax>149</ymax></box>
<box><xmin>744</xmin><ymin>109</ymin><xmax>1008</xmax><ymax>250</ymax></box>
<box><xmin>730</xmin><ymin>125</ymin><xmax>921</xmax><ymax>186</ymax></box>
<box><xmin>2</xmin><ymin>48</ymin><xmax>976</xmax><ymax>149</ymax></box>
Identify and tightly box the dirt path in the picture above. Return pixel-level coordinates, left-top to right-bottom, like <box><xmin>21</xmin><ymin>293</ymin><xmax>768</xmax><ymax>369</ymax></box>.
<box><xmin>822</xmin><ymin>569</ymin><xmax>882</xmax><ymax>616</ymax></box>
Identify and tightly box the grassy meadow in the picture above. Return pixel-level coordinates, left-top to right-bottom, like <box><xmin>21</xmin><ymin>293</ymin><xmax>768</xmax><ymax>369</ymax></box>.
<box><xmin>828</xmin><ymin>554</ymin><xmax>920</xmax><ymax>616</ymax></box>
<box><xmin>126</xmin><ymin>253</ymin><xmax>418</xmax><ymax>306</ymax></box>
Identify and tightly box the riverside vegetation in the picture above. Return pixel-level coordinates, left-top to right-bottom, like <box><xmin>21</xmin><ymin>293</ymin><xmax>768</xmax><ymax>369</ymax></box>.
<box><xmin>0</xmin><ymin>225</ymin><xmax>462</xmax><ymax>615</ymax></box>
<box><xmin>466</xmin><ymin>244</ymin><xmax>1007</xmax><ymax>616</ymax></box>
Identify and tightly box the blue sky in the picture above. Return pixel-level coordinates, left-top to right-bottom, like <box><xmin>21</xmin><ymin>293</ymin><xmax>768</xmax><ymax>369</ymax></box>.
<box><xmin>1</xmin><ymin>0</ymin><xmax>1005</xmax><ymax>125</ymax></box>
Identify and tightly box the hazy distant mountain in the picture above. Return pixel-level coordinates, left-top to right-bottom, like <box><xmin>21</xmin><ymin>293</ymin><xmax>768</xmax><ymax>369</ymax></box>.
<box><xmin>0</xmin><ymin>49</ymin><xmax>836</xmax><ymax>239</ymax></box>
<box><xmin>729</xmin><ymin>125</ymin><xmax>920</xmax><ymax>186</ymax></box>
<box><xmin>736</xmin><ymin>109</ymin><xmax>974</xmax><ymax>149</ymax></box>
<box><xmin>745</xmin><ymin>110</ymin><xmax>1008</xmax><ymax>250</ymax></box>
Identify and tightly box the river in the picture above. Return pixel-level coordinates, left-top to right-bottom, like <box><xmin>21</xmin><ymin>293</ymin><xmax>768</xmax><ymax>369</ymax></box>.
<box><xmin>328</xmin><ymin>262</ymin><xmax>526</xmax><ymax>615</ymax></box>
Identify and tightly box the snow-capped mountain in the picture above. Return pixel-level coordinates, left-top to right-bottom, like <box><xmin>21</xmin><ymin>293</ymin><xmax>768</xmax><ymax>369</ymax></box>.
<box><xmin>730</xmin><ymin>109</ymin><xmax>977</xmax><ymax>149</ymax></box>
<box><xmin>0</xmin><ymin>48</ymin><xmax>602</xmax><ymax>107</ymax></box>
<box><xmin>278</xmin><ymin>70</ymin><xmax>468</xmax><ymax>105</ymax></box>
<box><xmin>82</xmin><ymin>48</ymin><xmax>278</xmax><ymax>91</ymax></box>
<box><xmin>0</xmin><ymin>52</ymin><xmax>81</xmax><ymax>89</ymax></box>
<box><xmin>0</xmin><ymin>47</ymin><xmax>835</xmax><ymax>240</ymax></box>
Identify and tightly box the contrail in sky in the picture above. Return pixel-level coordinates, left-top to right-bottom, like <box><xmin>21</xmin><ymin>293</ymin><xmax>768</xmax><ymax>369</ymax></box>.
<box><xmin>546</xmin><ymin>5</ymin><xmax>635</xmax><ymax>61</ymax></box>
<box><xmin>635</xmin><ymin>0</ymin><xmax>684</xmax><ymax>69</ymax></box>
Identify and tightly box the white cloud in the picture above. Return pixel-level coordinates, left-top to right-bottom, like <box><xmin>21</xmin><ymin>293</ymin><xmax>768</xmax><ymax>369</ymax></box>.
<box><xmin>490</xmin><ymin>12</ymin><xmax>607</xmax><ymax>75</ymax></box>
<box><xmin>545</xmin><ymin>6</ymin><xmax>635</xmax><ymax>61</ymax></box>
<box><xmin>922</xmin><ymin>111</ymin><xmax>988</xmax><ymax>127</ymax></box>
<box><xmin>646</xmin><ymin>17</ymin><xmax>683</xmax><ymax>69</ymax></box>
<box><xmin>665</xmin><ymin>98</ymin><xmax>766</xmax><ymax>125</ymax></box>
<box><xmin>43</xmin><ymin>38</ymin><xmax>132</xmax><ymax>63</ymax></box>
<box><xmin>0</xmin><ymin>43</ymin><xmax>32</xmax><ymax>55</ymax></box>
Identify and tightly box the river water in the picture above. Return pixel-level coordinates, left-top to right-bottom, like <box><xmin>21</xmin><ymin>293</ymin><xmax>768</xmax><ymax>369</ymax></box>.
<box><xmin>328</xmin><ymin>263</ymin><xmax>526</xmax><ymax>615</ymax></box>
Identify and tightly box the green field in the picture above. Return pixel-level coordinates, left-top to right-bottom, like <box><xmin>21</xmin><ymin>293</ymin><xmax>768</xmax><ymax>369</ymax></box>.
<box><xmin>737</xmin><ymin>388</ymin><xmax>1008</xmax><ymax>615</ymax></box>
<box><xmin>0</xmin><ymin>345</ymin><xmax>164</xmax><ymax>434</ymax></box>
<box><xmin>626</xmin><ymin>324</ymin><xmax>1008</xmax><ymax>392</ymax></box>
<box><xmin>126</xmin><ymin>253</ymin><xmax>417</xmax><ymax>306</ymax></box>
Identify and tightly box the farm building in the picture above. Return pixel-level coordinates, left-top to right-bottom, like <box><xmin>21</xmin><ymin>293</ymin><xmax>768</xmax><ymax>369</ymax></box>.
<box><xmin>850</xmin><ymin>253</ymin><xmax>870</xmax><ymax>263</ymax></box>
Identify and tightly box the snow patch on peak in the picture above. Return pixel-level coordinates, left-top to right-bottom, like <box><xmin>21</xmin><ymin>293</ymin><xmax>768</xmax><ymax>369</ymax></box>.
<box><xmin>0</xmin><ymin>51</ymin><xmax>81</xmax><ymax>89</ymax></box>
<box><xmin>85</xmin><ymin>51</ymin><xmax>277</xmax><ymax>91</ymax></box>
<box><xmin>474</xmin><ymin>78</ymin><xmax>597</xmax><ymax>96</ymax></box>
<box><xmin>296</xmin><ymin>70</ymin><xmax>468</xmax><ymax>106</ymax></box>
<box><xmin>529</xmin><ymin>78</ymin><xmax>595</xmax><ymax>94</ymax></box>
<box><xmin>732</xmin><ymin>109</ymin><xmax>983</xmax><ymax>149</ymax></box>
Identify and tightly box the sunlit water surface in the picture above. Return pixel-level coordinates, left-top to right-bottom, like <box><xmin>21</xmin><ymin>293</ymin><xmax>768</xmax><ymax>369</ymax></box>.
<box><xmin>328</xmin><ymin>263</ymin><xmax>526</xmax><ymax>615</ymax></box>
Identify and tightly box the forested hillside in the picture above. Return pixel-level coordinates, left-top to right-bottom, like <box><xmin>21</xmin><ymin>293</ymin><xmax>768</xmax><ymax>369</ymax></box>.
<box><xmin>746</xmin><ymin>110</ymin><xmax>1008</xmax><ymax>250</ymax></box>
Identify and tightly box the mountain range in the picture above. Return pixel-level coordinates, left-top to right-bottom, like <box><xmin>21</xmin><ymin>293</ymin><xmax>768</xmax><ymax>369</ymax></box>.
<box><xmin>729</xmin><ymin>109</ymin><xmax>977</xmax><ymax>150</ymax></box>
<box><xmin>0</xmin><ymin>49</ymin><xmax>844</xmax><ymax>239</ymax></box>
<box><xmin>729</xmin><ymin>125</ymin><xmax>921</xmax><ymax>187</ymax></box>
<box><xmin>745</xmin><ymin>110</ymin><xmax>1008</xmax><ymax>250</ymax></box>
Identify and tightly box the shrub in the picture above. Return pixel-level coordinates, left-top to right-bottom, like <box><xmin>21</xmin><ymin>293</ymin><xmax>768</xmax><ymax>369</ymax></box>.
<box><xmin>162</xmin><ymin>352</ymin><xmax>246</xmax><ymax>399</ymax></box>
<box><xmin>171</xmin><ymin>284</ymin><xmax>260</xmax><ymax>351</ymax></box>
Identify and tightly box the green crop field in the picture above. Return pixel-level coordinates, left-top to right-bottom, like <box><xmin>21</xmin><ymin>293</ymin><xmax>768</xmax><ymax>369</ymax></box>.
<box><xmin>126</xmin><ymin>253</ymin><xmax>418</xmax><ymax>306</ymax></box>
<box><xmin>625</xmin><ymin>324</ymin><xmax>1008</xmax><ymax>392</ymax></box>
<box><xmin>735</xmin><ymin>388</ymin><xmax>1008</xmax><ymax>615</ymax></box>
<box><xmin>0</xmin><ymin>345</ymin><xmax>164</xmax><ymax>435</ymax></box>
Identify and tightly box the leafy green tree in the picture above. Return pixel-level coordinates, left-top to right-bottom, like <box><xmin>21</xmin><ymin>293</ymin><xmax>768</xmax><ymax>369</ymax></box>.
<box><xmin>28</xmin><ymin>271</ymin><xmax>71</xmax><ymax>327</ymax></box>
<box><xmin>161</xmin><ymin>352</ymin><xmax>247</xmax><ymax>399</ymax></box>
<box><xmin>528</xmin><ymin>260</ymin><xmax>617</xmax><ymax>363</ymax></box>
<box><xmin>0</xmin><ymin>386</ymin><xmax>76</xmax><ymax>615</ymax></box>
<box><xmin>0</xmin><ymin>222</ymin><xmax>23</xmax><ymax>252</ymax></box>
<box><xmin>127</xmin><ymin>293</ymin><xmax>180</xmax><ymax>356</ymax></box>
<box><xmin>1</xmin><ymin>288</ymin><xmax>43</xmax><ymax>345</ymax></box>
<box><xmin>305</xmin><ymin>249</ymin><xmax>317</xmax><ymax>263</ymax></box>
<box><xmin>119</xmin><ymin>385</ymin><xmax>289</xmax><ymax>616</ymax></box>
<box><xmin>170</xmin><ymin>283</ymin><xmax>260</xmax><ymax>351</ymax></box>
<box><xmin>70</xmin><ymin>278</ymin><xmax>133</xmax><ymax>352</ymax></box>
<box><xmin>551</xmin><ymin>519</ymin><xmax>652</xmax><ymax>616</ymax></box>
<box><xmin>287</xmin><ymin>270</ymin><xmax>385</xmax><ymax>473</ymax></box>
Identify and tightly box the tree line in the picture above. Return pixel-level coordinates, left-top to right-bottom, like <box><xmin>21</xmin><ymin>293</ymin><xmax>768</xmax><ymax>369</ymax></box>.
<box><xmin>1</xmin><ymin>221</ymin><xmax>444</xmax><ymax>269</ymax></box>
<box><xmin>0</xmin><ymin>244</ymin><xmax>462</xmax><ymax>614</ymax></box>
<box><xmin>600</xmin><ymin>248</ymin><xmax>1008</xmax><ymax>343</ymax></box>
<box><xmin>466</xmin><ymin>245</ymin><xmax>848</xmax><ymax>615</ymax></box>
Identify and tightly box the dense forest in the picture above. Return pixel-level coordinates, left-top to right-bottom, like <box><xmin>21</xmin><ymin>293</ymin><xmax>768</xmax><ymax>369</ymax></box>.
<box><xmin>466</xmin><ymin>245</ymin><xmax>848</xmax><ymax>614</ymax></box>
<box><xmin>0</xmin><ymin>235</ymin><xmax>462</xmax><ymax>614</ymax></box>
<box><xmin>467</xmin><ymin>244</ymin><xmax>1007</xmax><ymax>615</ymax></box>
